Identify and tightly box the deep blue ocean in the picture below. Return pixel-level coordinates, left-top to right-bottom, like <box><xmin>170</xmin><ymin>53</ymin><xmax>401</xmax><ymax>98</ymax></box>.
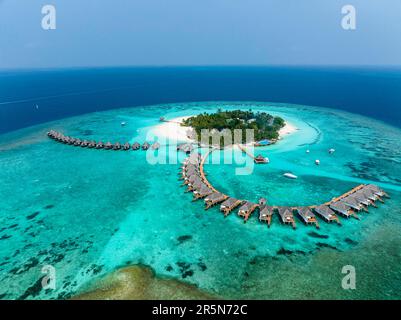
<box><xmin>1</xmin><ymin>67</ymin><xmax>401</xmax><ymax>134</ymax></box>
<box><xmin>1</xmin><ymin>67</ymin><xmax>401</xmax><ymax>299</ymax></box>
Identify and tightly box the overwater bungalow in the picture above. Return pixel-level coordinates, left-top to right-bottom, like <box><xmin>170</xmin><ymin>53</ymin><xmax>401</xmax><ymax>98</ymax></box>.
<box><xmin>329</xmin><ymin>202</ymin><xmax>357</xmax><ymax>219</ymax></box>
<box><xmin>73</xmin><ymin>139</ymin><xmax>82</xmax><ymax>146</ymax></box>
<box><xmin>187</xmin><ymin>179</ymin><xmax>203</xmax><ymax>192</ymax></box>
<box><xmin>366</xmin><ymin>184</ymin><xmax>389</xmax><ymax>198</ymax></box>
<box><xmin>220</xmin><ymin>198</ymin><xmax>243</xmax><ymax>216</ymax></box>
<box><xmin>360</xmin><ymin>187</ymin><xmax>379</xmax><ymax>200</ymax></box>
<box><xmin>259</xmin><ymin>205</ymin><xmax>273</xmax><ymax>227</ymax></box>
<box><xmin>96</xmin><ymin>141</ymin><xmax>104</xmax><ymax>149</ymax></box>
<box><xmin>181</xmin><ymin>158</ymin><xmax>198</xmax><ymax>169</ymax></box>
<box><xmin>185</xmin><ymin>170</ymin><xmax>200</xmax><ymax>180</ymax></box>
<box><xmin>177</xmin><ymin>143</ymin><xmax>194</xmax><ymax>154</ymax></box>
<box><xmin>188</xmin><ymin>152</ymin><xmax>202</xmax><ymax>163</ymax></box>
<box><xmin>183</xmin><ymin>171</ymin><xmax>199</xmax><ymax>182</ymax></box>
<box><xmin>340</xmin><ymin>196</ymin><xmax>367</xmax><ymax>212</ymax></box>
<box><xmin>295</xmin><ymin>207</ymin><xmax>319</xmax><ymax>228</ymax></box>
<box><xmin>352</xmin><ymin>191</ymin><xmax>372</xmax><ymax>207</ymax></box>
<box><xmin>277</xmin><ymin>207</ymin><xmax>296</xmax><ymax>229</ymax></box>
<box><xmin>113</xmin><ymin>142</ymin><xmax>121</xmax><ymax>150</ymax></box>
<box><xmin>68</xmin><ymin>138</ymin><xmax>76</xmax><ymax>145</ymax></box>
<box><xmin>185</xmin><ymin>162</ymin><xmax>200</xmax><ymax>170</ymax></box>
<box><xmin>254</xmin><ymin>155</ymin><xmax>269</xmax><ymax>164</ymax></box>
<box><xmin>204</xmin><ymin>192</ymin><xmax>228</xmax><ymax>210</ymax></box>
<box><xmin>185</xmin><ymin>162</ymin><xmax>199</xmax><ymax>172</ymax></box>
<box><xmin>359</xmin><ymin>187</ymin><xmax>380</xmax><ymax>205</ymax></box>
<box><xmin>238</xmin><ymin>202</ymin><xmax>258</xmax><ymax>222</ymax></box>
<box><xmin>314</xmin><ymin>205</ymin><xmax>341</xmax><ymax>224</ymax></box>
<box><xmin>184</xmin><ymin>174</ymin><xmax>200</xmax><ymax>185</ymax></box>
<box><xmin>258</xmin><ymin>198</ymin><xmax>267</xmax><ymax>206</ymax></box>
<box><xmin>184</xmin><ymin>168</ymin><xmax>199</xmax><ymax>179</ymax></box>
<box><xmin>62</xmin><ymin>136</ymin><xmax>70</xmax><ymax>144</ymax></box>
<box><xmin>88</xmin><ymin>141</ymin><xmax>96</xmax><ymax>148</ymax></box>
<box><xmin>142</xmin><ymin>142</ymin><xmax>150</xmax><ymax>150</ymax></box>
<box><xmin>132</xmin><ymin>142</ymin><xmax>140</xmax><ymax>150</ymax></box>
<box><xmin>104</xmin><ymin>142</ymin><xmax>113</xmax><ymax>150</ymax></box>
<box><xmin>122</xmin><ymin>142</ymin><xmax>130</xmax><ymax>150</ymax></box>
<box><xmin>81</xmin><ymin>140</ymin><xmax>89</xmax><ymax>147</ymax></box>
<box><xmin>193</xmin><ymin>185</ymin><xmax>213</xmax><ymax>200</ymax></box>
<box><xmin>181</xmin><ymin>167</ymin><xmax>199</xmax><ymax>177</ymax></box>
<box><xmin>151</xmin><ymin>142</ymin><xmax>160</xmax><ymax>150</ymax></box>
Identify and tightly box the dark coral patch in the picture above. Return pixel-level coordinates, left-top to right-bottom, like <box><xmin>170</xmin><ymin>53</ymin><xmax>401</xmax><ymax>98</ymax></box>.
<box><xmin>345</xmin><ymin>238</ymin><xmax>358</xmax><ymax>245</ymax></box>
<box><xmin>176</xmin><ymin>262</ymin><xmax>194</xmax><ymax>278</ymax></box>
<box><xmin>177</xmin><ymin>235</ymin><xmax>193</xmax><ymax>244</ymax></box>
<box><xmin>18</xmin><ymin>277</ymin><xmax>45</xmax><ymax>300</ymax></box>
<box><xmin>26</xmin><ymin>212</ymin><xmax>40</xmax><ymax>220</ymax></box>
<box><xmin>307</xmin><ymin>231</ymin><xmax>329</xmax><ymax>239</ymax></box>
<box><xmin>316</xmin><ymin>242</ymin><xmax>339</xmax><ymax>251</ymax></box>
<box><xmin>197</xmin><ymin>262</ymin><xmax>207</xmax><ymax>271</ymax></box>
<box><xmin>277</xmin><ymin>248</ymin><xmax>293</xmax><ymax>255</ymax></box>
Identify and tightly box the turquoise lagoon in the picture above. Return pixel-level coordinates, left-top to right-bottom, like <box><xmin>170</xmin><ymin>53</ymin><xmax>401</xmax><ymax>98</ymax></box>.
<box><xmin>1</xmin><ymin>101</ymin><xmax>401</xmax><ymax>299</ymax></box>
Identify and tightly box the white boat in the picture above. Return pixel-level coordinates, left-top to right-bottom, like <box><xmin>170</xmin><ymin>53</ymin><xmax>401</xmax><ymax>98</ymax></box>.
<box><xmin>283</xmin><ymin>173</ymin><xmax>298</xmax><ymax>179</ymax></box>
<box><xmin>315</xmin><ymin>159</ymin><xmax>320</xmax><ymax>165</ymax></box>
<box><xmin>306</xmin><ymin>149</ymin><xmax>310</xmax><ymax>153</ymax></box>
<box><xmin>121</xmin><ymin>121</ymin><xmax>127</xmax><ymax>126</ymax></box>
<box><xmin>328</xmin><ymin>148</ymin><xmax>335</xmax><ymax>154</ymax></box>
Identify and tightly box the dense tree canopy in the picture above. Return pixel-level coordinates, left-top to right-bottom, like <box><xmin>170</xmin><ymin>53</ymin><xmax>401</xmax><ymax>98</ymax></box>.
<box><xmin>182</xmin><ymin>109</ymin><xmax>285</xmax><ymax>146</ymax></box>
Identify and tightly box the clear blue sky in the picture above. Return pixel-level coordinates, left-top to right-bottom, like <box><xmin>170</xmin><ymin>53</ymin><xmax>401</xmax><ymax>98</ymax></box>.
<box><xmin>1</xmin><ymin>0</ymin><xmax>400</xmax><ymax>69</ymax></box>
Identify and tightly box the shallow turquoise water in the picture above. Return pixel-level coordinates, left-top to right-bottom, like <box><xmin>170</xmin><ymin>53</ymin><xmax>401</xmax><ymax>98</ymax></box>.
<box><xmin>0</xmin><ymin>101</ymin><xmax>401</xmax><ymax>299</ymax></box>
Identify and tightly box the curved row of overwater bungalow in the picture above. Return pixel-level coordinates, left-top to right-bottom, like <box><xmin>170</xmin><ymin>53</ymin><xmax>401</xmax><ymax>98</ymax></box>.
<box><xmin>47</xmin><ymin>130</ymin><xmax>160</xmax><ymax>151</ymax></box>
<box><xmin>179</xmin><ymin>151</ymin><xmax>389</xmax><ymax>230</ymax></box>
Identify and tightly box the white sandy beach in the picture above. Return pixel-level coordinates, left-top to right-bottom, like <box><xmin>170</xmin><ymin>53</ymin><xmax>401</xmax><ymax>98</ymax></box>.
<box><xmin>278</xmin><ymin>121</ymin><xmax>297</xmax><ymax>137</ymax></box>
<box><xmin>151</xmin><ymin>116</ymin><xmax>193</xmax><ymax>142</ymax></box>
<box><xmin>151</xmin><ymin>116</ymin><xmax>298</xmax><ymax>143</ymax></box>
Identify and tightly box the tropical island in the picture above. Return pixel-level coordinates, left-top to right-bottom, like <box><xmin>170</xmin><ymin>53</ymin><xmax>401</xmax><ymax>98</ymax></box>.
<box><xmin>181</xmin><ymin>109</ymin><xmax>285</xmax><ymax>146</ymax></box>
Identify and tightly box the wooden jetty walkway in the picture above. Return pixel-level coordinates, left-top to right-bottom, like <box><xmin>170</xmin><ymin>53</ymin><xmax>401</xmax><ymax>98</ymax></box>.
<box><xmin>179</xmin><ymin>148</ymin><xmax>389</xmax><ymax>230</ymax></box>
<box><xmin>238</xmin><ymin>144</ymin><xmax>255</xmax><ymax>160</ymax></box>
<box><xmin>238</xmin><ymin>144</ymin><xmax>269</xmax><ymax>164</ymax></box>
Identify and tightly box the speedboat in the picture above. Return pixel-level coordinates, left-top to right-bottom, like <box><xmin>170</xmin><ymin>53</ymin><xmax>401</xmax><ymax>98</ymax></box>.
<box><xmin>283</xmin><ymin>173</ymin><xmax>298</xmax><ymax>179</ymax></box>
